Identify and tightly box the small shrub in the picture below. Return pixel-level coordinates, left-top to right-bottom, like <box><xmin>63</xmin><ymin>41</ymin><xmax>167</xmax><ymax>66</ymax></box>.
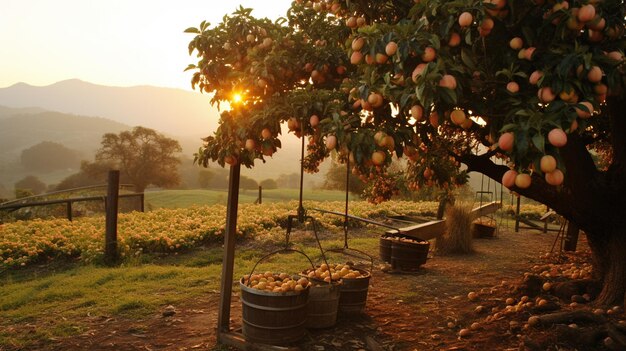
<box><xmin>437</xmin><ymin>202</ymin><xmax>473</xmax><ymax>255</ymax></box>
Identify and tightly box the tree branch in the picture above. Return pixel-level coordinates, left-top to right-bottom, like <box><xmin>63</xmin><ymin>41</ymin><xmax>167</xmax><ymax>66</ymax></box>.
<box><xmin>459</xmin><ymin>152</ymin><xmax>574</xmax><ymax>220</ymax></box>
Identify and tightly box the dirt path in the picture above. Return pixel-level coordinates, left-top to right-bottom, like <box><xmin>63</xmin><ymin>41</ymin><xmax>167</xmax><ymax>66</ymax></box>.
<box><xmin>48</xmin><ymin>229</ymin><xmax>566</xmax><ymax>351</ymax></box>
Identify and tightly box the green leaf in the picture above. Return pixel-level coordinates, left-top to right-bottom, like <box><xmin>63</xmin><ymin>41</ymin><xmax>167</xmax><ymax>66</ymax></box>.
<box><xmin>184</xmin><ymin>27</ymin><xmax>200</xmax><ymax>34</ymax></box>
<box><xmin>515</xmin><ymin>129</ymin><xmax>529</xmax><ymax>157</ymax></box>
<box><xmin>531</xmin><ymin>133</ymin><xmax>545</xmax><ymax>153</ymax></box>
<box><xmin>500</xmin><ymin>123</ymin><xmax>518</xmax><ymax>132</ymax></box>
<box><xmin>461</xmin><ymin>48</ymin><xmax>476</xmax><ymax>71</ymax></box>
<box><xmin>439</xmin><ymin>87</ymin><xmax>457</xmax><ymax>104</ymax></box>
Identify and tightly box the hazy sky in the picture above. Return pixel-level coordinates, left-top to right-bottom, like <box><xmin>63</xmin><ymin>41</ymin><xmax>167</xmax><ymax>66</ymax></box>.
<box><xmin>0</xmin><ymin>0</ymin><xmax>293</xmax><ymax>90</ymax></box>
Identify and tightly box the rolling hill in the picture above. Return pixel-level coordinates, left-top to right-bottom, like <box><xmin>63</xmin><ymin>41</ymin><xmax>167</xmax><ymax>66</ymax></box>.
<box><xmin>0</xmin><ymin>110</ymin><xmax>131</xmax><ymax>157</ymax></box>
<box><xmin>0</xmin><ymin>80</ymin><xmax>220</xmax><ymax>136</ymax></box>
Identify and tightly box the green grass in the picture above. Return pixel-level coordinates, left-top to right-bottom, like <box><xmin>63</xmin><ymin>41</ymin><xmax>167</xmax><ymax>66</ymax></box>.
<box><xmin>145</xmin><ymin>188</ymin><xmax>359</xmax><ymax>209</ymax></box>
<box><xmin>0</xmin><ymin>236</ymin><xmax>378</xmax><ymax>349</ymax></box>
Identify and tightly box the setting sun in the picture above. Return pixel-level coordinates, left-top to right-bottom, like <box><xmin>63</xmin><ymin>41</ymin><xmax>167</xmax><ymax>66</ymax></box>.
<box><xmin>232</xmin><ymin>93</ymin><xmax>243</xmax><ymax>103</ymax></box>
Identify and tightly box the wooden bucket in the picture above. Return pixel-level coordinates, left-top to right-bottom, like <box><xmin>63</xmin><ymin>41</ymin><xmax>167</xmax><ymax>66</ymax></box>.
<box><xmin>472</xmin><ymin>222</ymin><xmax>496</xmax><ymax>238</ymax></box>
<box><xmin>305</xmin><ymin>282</ymin><xmax>341</xmax><ymax>329</ymax></box>
<box><xmin>380</xmin><ymin>233</ymin><xmax>415</xmax><ymax>263</ymax></box>
<box><xmin>240</xmin><ymin>277</ymin><xmax>309</xmax><ymax>345</ymax></box>
<box><xmin>390</xmin><ymin>239</ymin><xmax>430</xmax><ymax>270</ymax></box>
<box><xmin>338</xmin><ymin>268</ymin><xmax>371</xmax><ymax>314</ymax></box>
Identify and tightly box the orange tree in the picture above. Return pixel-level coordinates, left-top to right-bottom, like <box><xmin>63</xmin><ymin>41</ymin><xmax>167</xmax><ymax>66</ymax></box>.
<box><xmin>188</xmin><ymin>1</ymin><xmax>626</xmax><ymax>307</ymax></box>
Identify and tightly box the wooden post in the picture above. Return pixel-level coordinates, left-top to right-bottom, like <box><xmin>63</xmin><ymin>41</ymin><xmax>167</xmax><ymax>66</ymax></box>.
<box><xmin>140</xmin><ymin>193</ymin><xmax>145</xmax><ymax>212</ymax></box>
<box><xmin>105</xmin><ymin>170</ymin><xmax>120</xmax><ymax>265</ymax></box>
<box><xmin>258</xmin><ymin>186</ymin><xmax>262</xmax><ymax>205</ymax></box>
<box><xmin>436</xmin><ymin>196</ymin><xmax>446</xmax><ymax>220</ymax></box>
<box><xmin>564</xmin><ymin>221</ymin><xmax>580</xmax><ymax>252</ymax></box>
<box><xmin>217</xmin><ymin>163</ymin><xmax>241</xmax><ymax>337</ymax></box>
<box><xmin>66</xmin><ymin>201</ymin><xmax>72</xmax><ymax>221</ymax></box>
<box><xmin>515</xmin><ymin>196</ymin><xmax>521</xmax><ymax>233</ymax></box>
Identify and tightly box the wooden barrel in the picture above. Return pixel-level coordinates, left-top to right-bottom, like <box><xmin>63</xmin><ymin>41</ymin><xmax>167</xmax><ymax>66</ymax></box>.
<box><xmin>338</xmin><ymin>268</ymin><xmax>371</xmax><ymax>314</ymax></box>
<box><xmin>390</xmin><ymin>239</ymin><xmax>429</xmax><ymax>270</ymax></box>
<box><xmin>240</xmin><ymin>278</ymin><xmax>309</xmax><ymax>345</ymax></box>
<box><xmin>379</xmin><ymin>235</ymin><xmax>393</xmax><ymax>263</ymax></box>
<box><xmin>305</xmin><ymin>282</ymin><xmax>341</xmax><ymax>328</ymax></box>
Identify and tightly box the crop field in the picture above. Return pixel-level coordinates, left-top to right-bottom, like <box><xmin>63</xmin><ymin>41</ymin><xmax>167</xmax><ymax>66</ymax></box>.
<box><xmin>144</xmin><ymin>188</ymin><xmax>360</xmax><ymax>209</ymax></box>
<box><xmin>0</xmin><ymin>200</ymin><xmax>439</xmax><ymax>270</ymax></box>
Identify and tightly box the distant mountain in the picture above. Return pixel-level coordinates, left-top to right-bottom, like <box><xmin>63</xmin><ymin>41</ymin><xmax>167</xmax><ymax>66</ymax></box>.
<box><xmin>0</xmin><ymin>109</ymin><xmax>133</xmax><ymax>188</ymax></box>
<box><xmin>0</xmin><ymin>80</ymin><xmax>326</xmax><ymax>191</ymax></box>
<box><xmin>0</xmin><ymin>105</ymin><xmax>46</xmax><ymax>119</ymax></box>
<box><xmin>0</xmin><ymin>110</ymin><xmax>130</xmax><ymax>158</ymax></box>
<box><xmin>0</xmin><ymin>80</ymin><xmax>220</xmax><ymax>136</ymax></box>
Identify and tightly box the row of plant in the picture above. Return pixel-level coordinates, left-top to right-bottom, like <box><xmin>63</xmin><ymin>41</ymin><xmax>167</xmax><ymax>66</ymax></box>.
<box><xmin>0</xmin><ymin>200</ymin><xmax>443</xmax><ymax>270</ymax></box>
<box><xmin>501</xmin><ymin>203</ymin><xmax>560</xmax><ymax>223</ymax></box>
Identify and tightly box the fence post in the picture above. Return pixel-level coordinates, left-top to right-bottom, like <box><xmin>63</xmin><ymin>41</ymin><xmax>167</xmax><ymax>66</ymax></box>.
<box><xmin>66</xmin><ymin>201</ymin><xmax>73</xmax><ymax>221</ymax></box>
<box><xmin>564</xmin><ymin>221</ymin><xmax>580</xmax><ymax>252</ymax></box>
<box><xmin>258</xmin><ymin>186</ymin><xmax>262</xmax><ymax>205</ymax></box>
<box><xmin>105</xmin><ymin>170</ymin><xmax>120</xmax><ymax>264</ymax></box>
<box><xmin>217</xmin><ymin>163</ymin><xmax>241</xmax><ymax>337</ymax></box>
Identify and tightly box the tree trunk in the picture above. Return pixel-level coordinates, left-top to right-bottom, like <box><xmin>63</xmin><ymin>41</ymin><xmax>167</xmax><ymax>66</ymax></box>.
<box><xmin>457</xmin><ymin>96</ymin><xmax>626</xmax><ymax>308</ymax></box>
<box><xmin>586</xmin><ymin>225</ymin><xmax>626</xmax><ymax>307</ymax></box>
<box><xmin>460</xmin><ymin>130</ymin><xmax>626</xmax><ymax>308</ymax></box>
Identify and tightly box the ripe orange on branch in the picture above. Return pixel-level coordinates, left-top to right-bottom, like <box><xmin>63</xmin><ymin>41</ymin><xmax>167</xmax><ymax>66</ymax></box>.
<box><xmin>540</xmin><ymin>155</ymin><xmax>557</xmax><ymax>173</ymax></box>
<box><xmin>498</xmin><ymin>132</ymin><xmax>514</xmax><ymax>152</ymax></box>
<box><xmin>515</xmin><ymin>173</ymin><xmax>532</xmax><ymax>189</ymax></box>
<box><xmin>450</xmin><ymin>109</ymin><xmax>466</xmax><ymax>125</ymax></box>
<box><xmin>548</xmin><ymin>129</ymin><xmax>567</xmax><ymax>148</ymax></box>
<box><xmin>325</xmin><ymin>135</ymin><xmax>338</xmax><ymax>150</ymax></box>
<box><xmin>502</xmin><ymin>169</ymin><xmax>518</xmax><ymax>188</ymax></box>
<box><xmin>458</xmin><ymin>12</ymin><xmax>473</xmax><ymax>27</ymax></box>
<box><xmin>385</xmin><ymin>41</ymin><xmax>398</xmax><ymax>56</ymax></box>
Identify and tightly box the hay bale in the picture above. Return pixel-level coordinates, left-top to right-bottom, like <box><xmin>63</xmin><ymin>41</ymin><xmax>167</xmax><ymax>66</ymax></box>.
<box><xmin>437</xmin><ymin>203</ymin><xmax>473</xmax><ymax>255</ymax></box>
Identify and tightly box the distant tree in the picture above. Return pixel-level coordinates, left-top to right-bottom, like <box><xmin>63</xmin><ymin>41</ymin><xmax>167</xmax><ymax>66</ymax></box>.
<box><xmin>323</xmin><ymin>162</ymin><xmax>365</xmax><ymax>195</ymax></box>
<box><xmin>239</xmin><ymin>175</ymin><xmax>258</xmax><ymax>190</ymax></box>
<box><xmin>55</xmin><ymin>161</ymin><xmax>114</xmax><ymax>191</ymax></box>
<box><xmin>20</xmin><ymin>141</ymin><xmax>81</xmax><ymax>173</ymax></box>
<box><xmin>209</xmin><ymin>171</ymin><xmax>229</xmax><ymax>189</ymax></box>
<box><xmin>176</xmin><ymin>156</ymin><xmax>203</xmax><ymax>189</ymax></box>
<box><xmin>14</xmin><ymin>175</ymin><xmax>47</xmax><ymax>195</ymax></box>
<box><xmin>0</xmin><ymin>183</ymin><xmax>10</xmax><ymax>200</ymax></box>
<box><xmin>96</xmin><ymin>127</ymin><xmax>182</xmax><ymax>192</ymax></box>
<box><xmin>276</xmin><ymin>173</ymin><xmax>300</xmax><ymax>189</ymax></box>
<box><xmin>15</xmin><ymin>189</ymin><xmax>34</xmax><ymax>199</ymax></box>
<box><xmin>198</xmin><ymin>170</ymin><xmax>214</xmax><ymax>188</ymax></box>
<box><xmin>259</xmin><ymin>178</ymin><xmax>278</xmax><ymax>190</ymax></box>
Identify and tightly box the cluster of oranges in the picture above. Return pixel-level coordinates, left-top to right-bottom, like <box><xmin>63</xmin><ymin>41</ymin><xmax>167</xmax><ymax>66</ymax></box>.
<box><xmin>302</xmin><ymin>263</ymin><xmax>366</xmax><ymax>283</ymax></box>
<box><xmin>243</xmin><ymin>272</ymin><xmax>310</xmax><ymax>293</ymax></box>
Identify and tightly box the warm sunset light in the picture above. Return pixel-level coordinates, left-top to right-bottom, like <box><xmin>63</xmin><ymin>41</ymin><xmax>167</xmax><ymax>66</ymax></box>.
<box><xmin>0</xmin><ymin>0</ymin><xmax>292</xmax><ymax>90</ymax></box>
<box><xmin>232</xmin><ymin>93</ymin><xmax>243</xmax><ymax>103</ymax></box>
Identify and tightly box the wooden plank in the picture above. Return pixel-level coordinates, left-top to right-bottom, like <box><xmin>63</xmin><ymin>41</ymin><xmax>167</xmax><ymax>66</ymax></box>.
<box><xmin>469</xmin><ymin>201</ymin><xmax>502</xmax><ymax>218</ymax></box>
<box><xmin>219</xmin><ymin>331</ymin><xmax>300</xmax><ymax>351</ymax></box>
<box><xmin>394</xmin><ymin>220</ymin><xmax>447</xmax><ymax>241</ymax></box>
<box><xmin>384</xmin><ymin>202</ymin><xmax>502</xmax><ymax>241</ymax></box>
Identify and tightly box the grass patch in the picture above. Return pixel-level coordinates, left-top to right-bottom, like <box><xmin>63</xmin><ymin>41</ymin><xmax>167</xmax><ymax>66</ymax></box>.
<box><xmin>115</xmin><ymin>299</ymin><xmax>150</xmax><ymax>315</ymax></box>
<box><xmin>0</xmin><ymin>233</ymin><xmax>383</xmax><ymax>348</ymax></box>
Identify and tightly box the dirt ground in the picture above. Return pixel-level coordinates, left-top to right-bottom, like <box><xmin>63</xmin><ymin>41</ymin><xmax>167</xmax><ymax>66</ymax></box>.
<box><xmin>30</xmin><ymin>227</ymin><xmax>620</xmax><ymax>351</ymax></box>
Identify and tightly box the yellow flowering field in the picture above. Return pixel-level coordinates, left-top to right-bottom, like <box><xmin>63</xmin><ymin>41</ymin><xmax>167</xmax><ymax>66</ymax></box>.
<box><xmin>0</xmin><ymin>200</ymin><xmax>439</xmax><ymax>270</ymax></box>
